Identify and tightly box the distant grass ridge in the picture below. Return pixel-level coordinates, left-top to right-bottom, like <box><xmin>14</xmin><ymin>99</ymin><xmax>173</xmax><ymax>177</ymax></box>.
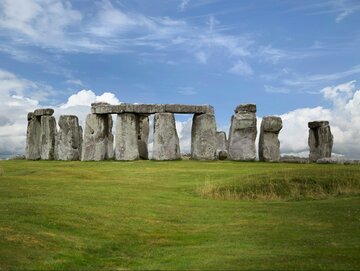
<box><xmin>198</xmin><ymin>168</ymin><xmax>360</xmax><ymax>200</ymax></box>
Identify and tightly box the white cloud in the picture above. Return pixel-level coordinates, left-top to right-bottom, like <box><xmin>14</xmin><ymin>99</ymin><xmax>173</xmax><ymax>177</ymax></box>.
<box><xmin>66</xmin><ymin>79</ymin><xmax>84</xmax><ymax>86</ymax></box>
<box><xmin>229</xmin><ymin>60</ymin><xmax>253</xmax><ymax>76</ymax></box>
<box><xmin>61</xmin><ymin>89</ymin><xmax>121</xmax><ymax>108</ymax></box>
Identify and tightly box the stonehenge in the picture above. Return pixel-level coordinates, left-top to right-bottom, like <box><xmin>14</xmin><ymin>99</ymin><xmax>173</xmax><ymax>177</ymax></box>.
<box><xmin>258</xmin><ymin>116</ymin><xmax>282</xmax><ymax>162</ymax></box>
<box><xmin>228</xmin><ymin>104</ymin><xmax>257</xmax><ymax>161</ymax></box>
<box><xmin>308</xmin><ymin>121</ymin><xmax>333</xmax><ymax>162</ymax></box>
<box><xmin>25</xmin><ymin>103</ymin><xmax>334</xmax><ymax>163</ymax></box>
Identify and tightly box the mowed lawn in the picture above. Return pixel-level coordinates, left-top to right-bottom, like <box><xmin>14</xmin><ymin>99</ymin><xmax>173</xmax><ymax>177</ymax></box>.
<box><xmin>0</xmin><ymin>160</ymin><xmax>359</xmax><ymax>270</ymax></box>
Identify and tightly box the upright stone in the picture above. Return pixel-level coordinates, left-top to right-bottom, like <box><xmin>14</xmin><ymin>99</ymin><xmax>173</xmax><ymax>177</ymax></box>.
<box><xmin>216</xmin><ymin>131</ymin><xmax>228</xmax><ymax>160</ymax></box>
<box><xmin>258</xmin><ymin>116</ymin><xmax>282</xmax><ymax>162</ymax></box>
<box><xmin>153</xmin><ymin>113</ymin><xmax>181</xmax><ymax>160</ymax></box>
<box><xmin>228</xmin><ymin>104</ymin><xmax>257</xmax><ymax>161</ymax></box>
<box><xmin>308</xmin><ymin>121</ymin><xmax>333</xmax><ymax>162</ymax></box>
<box><xmin>115</xmin><ymin>113</ymin><xmax>139</xmax><ymax>160</ymax></box>
<box><xmin>40</xmin><ymin>115</ymin><xmax>57</xmax><ymax>160</ymax></box>
<box><xmin>137</xmin><ymin>115</ymin><xmax>149</xmax><ymax>160</ymax></box>
<box><xmin>81</xmin><ymin>114</ymin><xmax>114</xmax><ymax>161</ymax></box>
<box><xmin>26</xmin><ymin>112</ymin><xmax>41</xmax><ymax>160</ymax></box>
<box><xmin>56</xmin><ymin>115</ymin><xmax>82</xmax><ymax>160</ymax></box>
<box><xmin>191</xmin><ymin>113</ymin><xmax>217</xmax><ymax>160</ymax></box>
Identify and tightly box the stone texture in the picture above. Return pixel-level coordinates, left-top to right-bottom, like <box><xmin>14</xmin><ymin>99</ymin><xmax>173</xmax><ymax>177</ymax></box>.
<box><xmin>115</xmin><ymin>113</ymin><xmax>139</xmax><ymax>160</ymax></box>
<box><xmin>153</xmin><ymin>113</ymin><xmax>181</xmax><ymax>160</ymax></box>
<box><xmin>217</xmin><ymin>150</ymin><xmax>228</xmax><ymax>160</ymax></box>
<box><xmin>81</xmin><ymin>114</ymin><xmax>114</xmax><ymax>161</ymax></box>
<box><xmin>34</xmin><ymin>108</ymin><xmax>54</xmax><ymax>116</ymax></box>
<box><xmin>56</xmin><ymin>115</ymin><xmax>82</xmax><ymax>161</ymax></box>
<box><xmin>308</xmin><ymin>121</ymin><xmax>333</xmax><ymax>162</ymax></box>
<box><xmin>137</xmin><ymin>115</ymin><xmax>149</xmax><ymax>160</ymax></box>
<box><xmin>191</xmin><ymin>113</ymin><xmax>217</xmax><ymax>160</ymax></box>
<box><xmin>259</xmin><ymin>116</ymin><xmax>282</xmax><ymax>162</ymax></box>
<box><xmin>40</xmin><ymin>115</ymin><xmax>56</xmax><ymax>160</ymax></box>
<box><xmin>26</xmin><ymin>114</ymin><xmax>41</xmax><ymax>160</ymax></box>
<box><xmin>228</xmin><ymin>104</ymin><xmax>257</xmax><ymax>161</ymax></box>
<box><xmin>280</xmin><ymin>156</ymin><xmax>309</xmax><ymax>164</ymax></box>
<box><xmin>215</xmin><ymin>131</ymin><xmax>228</xmax><ymax>160</ymax></box>
<box><xmin>92</xmin><ymin>103</ymin><xmax>214</xmax><ymax>115</ymax></box>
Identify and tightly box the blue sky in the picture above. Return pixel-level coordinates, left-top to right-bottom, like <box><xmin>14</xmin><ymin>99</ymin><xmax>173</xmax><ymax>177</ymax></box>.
<box><xmin>0</xmin><ymin>0</ymin><xmax>360</xmax><ymax>158</ymax></box>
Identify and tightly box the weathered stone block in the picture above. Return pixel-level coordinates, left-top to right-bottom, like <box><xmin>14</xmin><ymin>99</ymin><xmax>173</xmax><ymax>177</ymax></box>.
<box><xmin>228</xmin><ymin>105</ymin><xmax>257</xmax><ymax>161</ymax></box>
<box><xmin>56</xmin><ymin>115</ymin><xmax>82</xmax><ymax>161</ymax></box>
<box><xmin>34</xmin><ymin>108</ymin><xmax>54</xmax><ymax>116</ymax></box>
<box><xmin>153</xmin><ymin>113</ymin><xmax>181</xmax><ymax>160</ymax></box>
<box><xmin>259</xmin><ymin>116</ymin><xmax>282</xmax><ymax>162</ymax></box>
<box><xmin>115</xmin><ymin>113</ymin><xmax>139</xmax><ymax>160</ymax></box>
<box><xmin>40</xmin><ymin>116</ymin><xmax>56</xmax><ymax>160</ymax></box>
<box><xmin>26</xmin><ymin>114</ymin><xmax>41</xmax><ymax>160</ymax></box>
<box><xmin>81</xmin><ymin>114</ymin><xmax>114</xmax><ymax>161</ymax></box>
<box><xmin>191</xmin><ymin>113</ymin><xmax>217</xmax><ymax>160</ymax></box>
<box><xmin>137</xmin><ymin>115</ymin><xmax>149</xmax><ymax>160</ymax></box>
<box><xmin>308</xmin><ymin>121</ymin><xmax>333</xmax><ymax>162</ymax></box>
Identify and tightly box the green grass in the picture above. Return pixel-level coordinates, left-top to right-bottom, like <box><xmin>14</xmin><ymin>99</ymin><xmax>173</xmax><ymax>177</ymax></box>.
<box><xmin>0</xmin><ymin>160</ymin><xmax>359</xmax><ymax>270</ymax></box>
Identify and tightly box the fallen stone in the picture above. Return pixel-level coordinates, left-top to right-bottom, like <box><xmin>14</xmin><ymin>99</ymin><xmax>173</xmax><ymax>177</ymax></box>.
<box><xmin>191</xmin><ymin>113</ymin><xmax>217</xmax><ymax>160</ymax></box>
<box><xmin>34</xmin><ymin>108</ymin><xmax>54</xmax><ymax>116</ymax></box>
<box><xmin>115</xmin><ymin>113</ymin><xmax>139</xmax><ymax>160</ymax></box>
<box><xmin>228</xmin><ymin>104</ymin><xmax>257</xmax><ymax>161</ymax></box>
<box><xmin>280</xmin><ymin>156</ymin><xmax>309</xmax><ymax>163</ymax></box>
<box><xmin>56</xmin><ymin>115</ymin><xmax>82</xmax><ymax>161</ymax></box>
<box><xmin>259</xmin><ymin>116</ymin><xmax>282</xmax><ymax>162</ymax></box>
<box><xmin>40</xmin><ymin>115</ymin><xmax>56</xmax><ymax>160</ymax></box>
<box><xmin>153</xmin><ymin>113</ymin><xmax>181</xmax><ymax>160</ymax></box>
<box><xmin>81</xmin><ymin>114</ymin><xmax>114</xmax><ymax>161</ymax></box>
<box><xmin>308</xmin><ymin>121</ymin><xmax>333</xmax><ymax>162</ymax></box>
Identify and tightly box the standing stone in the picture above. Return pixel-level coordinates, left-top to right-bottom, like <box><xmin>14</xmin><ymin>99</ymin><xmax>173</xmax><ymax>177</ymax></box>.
<box><xmin>191</xmin><ymin>113</ymin><xmax>217</xmax><ymax>160</ymax></box>
<box><xmin>137</xmin><ymin>115</ymin><xmax>149</xmax><ymax>160</ymax></box>
<box><xmin>81</xmin><ymin>114</ymin><xmax>114</xmax><ymax>161</ymax></box>
<box><xmin>258</xmin><ymin>116</ymin><xmax>282</xmax><ymax>162</ymax></box>
<box><xmin>153</xmin><ymin>113</ymin><xmax>181</xmax><ymax>160</ymax></box>
<box><xmin>26</xmin><ymin>113</ymin><xmax>41</xmax><ymax>160</ymax></box>
<box><xmin>308</xmin><ymin>121</ymin><xmax>333</xmax><ymax>162</ymax></box>
<box><xmin>115</xmin><ymin>113</ymin><xmax>139</xmax><ymax>160</ymax></box>
<box><xmin>40</xmin><ymin>116</ymin><xmax>57</xmax><ymax>160</ymax></box>
<box><xmin>216</xmin><ymin>131</ymin><xmax>228</xmax><ymax>160</ymax></box>
<box><xmin>56</xmin><ymin>115</ymin><xmax>82</xmax><ymax>161</ymax></box>
<box><xmin>228</xmin><ymin>104</ymin><xmax>257</xmax><ymax>161</ymax></box>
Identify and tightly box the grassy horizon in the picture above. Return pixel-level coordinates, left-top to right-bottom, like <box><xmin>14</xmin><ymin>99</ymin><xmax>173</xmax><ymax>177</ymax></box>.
<box><xmin>0</xmin><ymin>160</ymin><xmax>359</xmax><ymax>270</ymax></box>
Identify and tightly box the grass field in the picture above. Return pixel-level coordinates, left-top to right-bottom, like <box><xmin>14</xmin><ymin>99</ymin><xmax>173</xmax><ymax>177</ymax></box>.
<box><xmin>0</xmin><ymin>160</ymin><xmax>359</xmax><ymax>270</ymax></box>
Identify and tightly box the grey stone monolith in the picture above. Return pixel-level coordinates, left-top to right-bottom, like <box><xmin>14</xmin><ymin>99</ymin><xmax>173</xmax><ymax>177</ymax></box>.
<box><xmin>137</xmin><ymin>115</ymin><xmax>149</xmax><ymax>160</ymax></box>
<box><xmin>216</xmin><ymin>131</ymin><xmax>228</xmax><ymax>160</ymax></box>
<box><xmin>26</xmin><ymin>113</ymin><xmax>41</xmax><ymax>160</ymax></box>
<box><xmin>115</xmin><ymin>113</ymin><xmax>139</xmax><ymax>160</ymax></box>
<box><xmin>308</xmin><ymin>121</ymin><xmax>333</xmax><ymax>162</ymax></box>
<box><xmin>191</xmin><ymin>113</ymin><xmax>217</xmax><ymax>160</ymax></box>
<box><xmin>81</xmin><ymin>114</ymin><xmax>114</xmax><ymax>161</ymax></box>
<box><xmin>40</xmin><ymin>115</ymin><xmax>56</xmax><ymax>160</ymax></box>
<box><xmin>56</xmin><ymin>115</ymin><xmax>82</xmax><ymax>161</ymax></box>
<box><xmin>153</xmin><ymin>113</ymin><xmax>181</xmax><ymax>160</ymax></box>
<box><xmin>228</xmin><ymin>104</ymin><xmax>257</xmax><ymax>161</ymax></box>
<box><xmin>259</xmin><ymin>116</ymin><xmax>282</xmax><ymax>162</ymax></box>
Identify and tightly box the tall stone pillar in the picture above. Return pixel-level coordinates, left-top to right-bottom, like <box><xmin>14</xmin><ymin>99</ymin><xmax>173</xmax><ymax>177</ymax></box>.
<box><xmin>137</xmin><ymin>114</ymin><xmax>149</xmax><ymax>160</ymax></box>
<box><xmin>228</xmin><ymin>104</ymin><xmax>257</xmax><ymax>161</ymax></box>
<box><xmin>26</xmin><ymin>113</ymin><xmax>41</xmax><ymax>160</ymax></box>
<box><xmin>115</xmin><ymin>113</ymin><xmax>139</xmax><ymax>160</ymax></box>
<box><xmin>216</xmin><ymin>131</ymin><xmax>228</xmax><ymax>160</ymax></box>
<box><xmin>258</xmin><ymin>116</ymin><xmax>282</xmax><ymax>162</ymax></box>
<box><xmin>191</xmin><ymin>113</ymin><xmax>217</xmax><ymax>160</ymax></box>
<box><xmin>81</xmin><ymin>114</ymin><xmax>114</xmax><ymax>161</ymax></box>
<box><xmin>40</xmin><ymin>115</ymin><xmax>57</xmax><ymax>160</ymax></box>
<box><xmin>56</xmin><ymin>115</ymin><xmax>82</xmax><ymax>161</ymax></box>
<box><xmin>308</xmin><ymin>121</ymin><xmax>333</xmax><ymax>162</ymax></box>
<box><xmin>153</xmin><ymin>113</ymin><xmax>181</xmax><ymax>160</ymax></box>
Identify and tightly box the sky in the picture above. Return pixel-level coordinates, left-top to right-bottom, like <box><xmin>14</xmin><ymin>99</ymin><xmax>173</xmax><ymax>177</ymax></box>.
<box><xmin>0</xmin><ymin>0</ymin><xmax>360</xmax><ymax>159</ymax></box>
